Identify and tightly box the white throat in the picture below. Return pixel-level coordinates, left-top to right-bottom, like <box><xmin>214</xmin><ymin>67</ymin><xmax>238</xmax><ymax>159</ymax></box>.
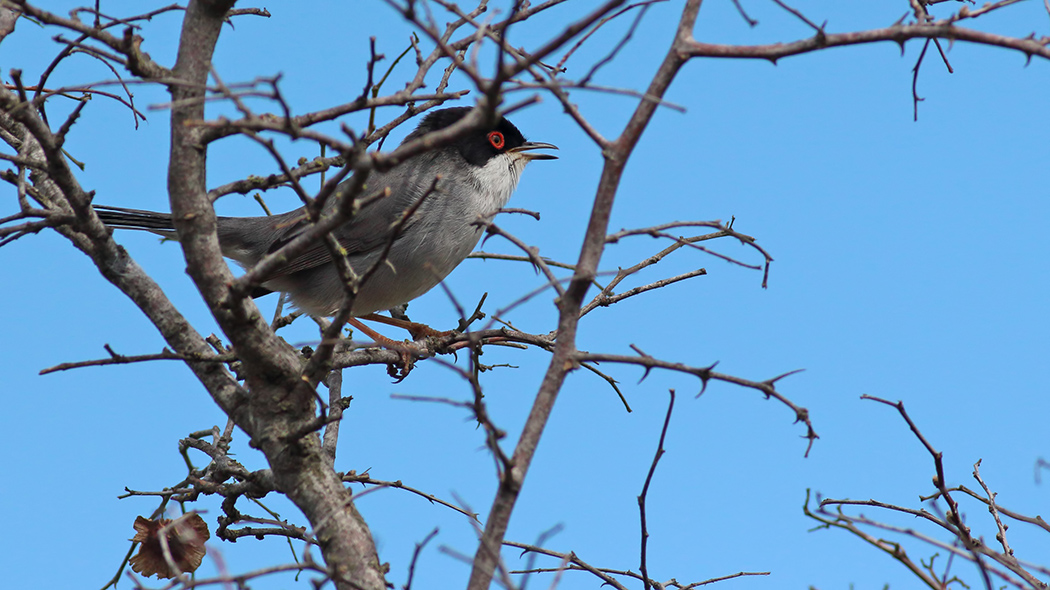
<box><xmin>468</xmin><ymin>152</ymin><xmax>528</xmax><ymax>213</ymax></box>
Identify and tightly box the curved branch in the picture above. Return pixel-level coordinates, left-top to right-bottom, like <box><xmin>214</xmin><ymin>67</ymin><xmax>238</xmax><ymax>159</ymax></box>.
<box><xmin>685</xmin><ymin>21</ymin><xmax>1050</xmax><ymax>63</ymax></box>
<box><xmin>467</xmin><ymin>1</ymin><xmax>698</xmax><ymax>587</ymax></box>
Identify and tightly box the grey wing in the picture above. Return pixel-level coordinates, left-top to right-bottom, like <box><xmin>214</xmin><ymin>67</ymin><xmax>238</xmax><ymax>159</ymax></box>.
<box><xmin>256</xmin><ymin>171</ymin><xmax>437</xmax><ymax>281</ymax></box>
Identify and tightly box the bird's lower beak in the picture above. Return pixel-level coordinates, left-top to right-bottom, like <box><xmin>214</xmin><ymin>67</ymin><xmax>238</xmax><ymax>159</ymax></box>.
<box><xmin>511</xmin><ymin>141</ymin><xmax>559</xmax><ymax>161</ymax></box>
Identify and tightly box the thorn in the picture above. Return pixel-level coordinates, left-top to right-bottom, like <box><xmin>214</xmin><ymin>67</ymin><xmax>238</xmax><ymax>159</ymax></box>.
<box><xmin>768</xmin><ymin>368</ymin><xmax>806</xmax><ymax>385</ymax></box>
<box><xmin>695</xmin><ymin>361</ymin><xmax>719</xmax><ymax>398</ymax></box>
<box><xmin>697</xmin><ymin>375</ymin><xmax>709</xmax><ymax>397</ymax></box>
<box><xmin>630</xmin><ymin>343</ymin><xmax>654</xmax><ymax>384</ymax></box>
<box><xmin>639</xmin><ymin>366</ymin><xmax>653</xmax><ymax>384</ymax></box>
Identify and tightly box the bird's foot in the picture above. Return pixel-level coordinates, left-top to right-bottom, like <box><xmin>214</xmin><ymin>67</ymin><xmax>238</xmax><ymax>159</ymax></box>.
<box><xmin>348</xmin><ymin>317</ymin><xmax>421</xmax><ymax>380</ymax></box>
<box><xmin>386</xmin><ymin>347</ymin><xmax>416</xmax><ymax>382</ymax></box>
<box><xmin>357</xmin><ymin>313</ymin><xmax>455</xmax><ymax>341</ymax></box>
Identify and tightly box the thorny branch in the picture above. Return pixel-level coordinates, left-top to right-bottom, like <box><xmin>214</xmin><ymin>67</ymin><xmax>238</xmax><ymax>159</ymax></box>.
<box><xmin>506</xmin><ymin>539</ymin><xmax>770</xmax><ymax>589</ymax></box>
<box><xmin>807</xmin><ymin>396</ymin><xmax>1049</xmax><ymax>590</ymax></box>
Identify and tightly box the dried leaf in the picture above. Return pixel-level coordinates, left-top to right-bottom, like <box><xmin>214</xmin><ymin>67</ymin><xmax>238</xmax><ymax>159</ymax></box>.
<box><xmin>128</xmin><ymin>514</ymin><xmax>209</xmax><ymax>579</ymax></box>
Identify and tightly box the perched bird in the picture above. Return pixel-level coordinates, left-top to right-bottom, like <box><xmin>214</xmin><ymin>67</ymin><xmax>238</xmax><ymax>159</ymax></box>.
<box><xmin>95</xmin><ymin>107</ymin><xmax>557</xmax><ymax>327</ymax></box>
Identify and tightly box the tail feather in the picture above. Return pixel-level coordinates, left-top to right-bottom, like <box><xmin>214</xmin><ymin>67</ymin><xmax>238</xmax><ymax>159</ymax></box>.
<box><xmin>94</xmin><ymin>204</ymin><xmax>279</xmax><ymax>267</ymax></box>
<box><xmin>93</xmin><ymin>205</ymin><xmax>176</xmax><ymax>237</ymax></box>
<box><xmin>93</xmin><ymin>203</ymin><xmax>279</xmax><ymax>300</ymax></box>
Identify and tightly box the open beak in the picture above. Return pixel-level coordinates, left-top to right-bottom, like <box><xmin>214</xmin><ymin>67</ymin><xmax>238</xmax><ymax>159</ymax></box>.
<box><xmin>510</xmin><ymin>141</ymin><xmax>558</xmax><ymax>161</ymax></box>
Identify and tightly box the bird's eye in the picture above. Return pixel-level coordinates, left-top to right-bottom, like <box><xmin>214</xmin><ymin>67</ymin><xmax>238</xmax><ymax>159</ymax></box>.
<box><xmin>487</xmin><ymin>131</ymin><xmax>505</xmax><ymax>150</ymax></box>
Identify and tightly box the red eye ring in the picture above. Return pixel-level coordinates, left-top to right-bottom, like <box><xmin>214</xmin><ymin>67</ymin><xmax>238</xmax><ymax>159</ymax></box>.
<box><xmin>487</xmin><ymin>131</ymin><xmax>505</xmax><ymax>150</ymax></box>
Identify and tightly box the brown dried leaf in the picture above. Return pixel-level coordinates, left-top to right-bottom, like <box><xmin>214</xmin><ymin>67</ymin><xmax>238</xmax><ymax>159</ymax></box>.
<box><xmin>128</xmin><ymin>514</ymin><xmax>210</xmax><ymax>579</ymax></box>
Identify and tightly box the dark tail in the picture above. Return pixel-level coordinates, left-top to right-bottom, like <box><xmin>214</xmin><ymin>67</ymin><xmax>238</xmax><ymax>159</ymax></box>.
<box><xmin>93</xmin><ymin>204</ymin><xmax>277</xmax><ymax>299</ymax></box>
<box><xmin>93</xmin><ymin>205</ymin><xmax>176</xmax><ymax>236</ymax></box>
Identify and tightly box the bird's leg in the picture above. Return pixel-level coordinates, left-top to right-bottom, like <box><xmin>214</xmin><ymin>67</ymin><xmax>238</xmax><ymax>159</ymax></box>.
<box><xmin>357</xmin><ymin>312</ymin><xmax>454</xmax><ymax>340</ymax></box>
<box><xmin>347</xmin><ymin>317</ymin><xmax>418</xmax><ymax>376</ymax></box>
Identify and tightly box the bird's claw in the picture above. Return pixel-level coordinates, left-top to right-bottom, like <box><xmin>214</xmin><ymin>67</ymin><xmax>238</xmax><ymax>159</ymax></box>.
<box><xmin>385</xmin><ymin>341</ymin><xmax>419</xmax><ymax>382</ymax></box>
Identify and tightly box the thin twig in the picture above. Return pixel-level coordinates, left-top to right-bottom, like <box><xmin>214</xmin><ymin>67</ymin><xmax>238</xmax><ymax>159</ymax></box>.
<box><xmin>638</xmin><ymin>389</ymin><xmax>675</xmax><ymax>590</ymax></box>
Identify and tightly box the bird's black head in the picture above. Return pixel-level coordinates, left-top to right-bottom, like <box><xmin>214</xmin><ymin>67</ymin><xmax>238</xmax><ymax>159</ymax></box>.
<box><xmin>404</xmin><ymin>106</ymin><xmax>532</xmax><ymax>167</ymax></box>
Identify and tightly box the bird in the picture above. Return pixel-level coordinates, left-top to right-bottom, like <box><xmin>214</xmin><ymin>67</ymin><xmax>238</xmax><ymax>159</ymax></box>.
<box><xmin>94</xmin><ymin>107</ymin><xmax>557</xmax><ymax>335</ymax></box>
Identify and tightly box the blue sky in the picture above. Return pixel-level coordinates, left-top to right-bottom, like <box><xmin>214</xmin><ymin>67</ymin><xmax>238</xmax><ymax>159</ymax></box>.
<box><xmin>2</xmin><ymin>2</ymin><xmax>1048</xmax><ymax>589</ymax></box>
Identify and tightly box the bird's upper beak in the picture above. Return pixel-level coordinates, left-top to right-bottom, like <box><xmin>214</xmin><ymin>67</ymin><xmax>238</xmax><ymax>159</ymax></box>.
<box><xmin>510</xmin><ymin>141</ymin><xmax>558</xmax><ymax>161</ymax></box>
